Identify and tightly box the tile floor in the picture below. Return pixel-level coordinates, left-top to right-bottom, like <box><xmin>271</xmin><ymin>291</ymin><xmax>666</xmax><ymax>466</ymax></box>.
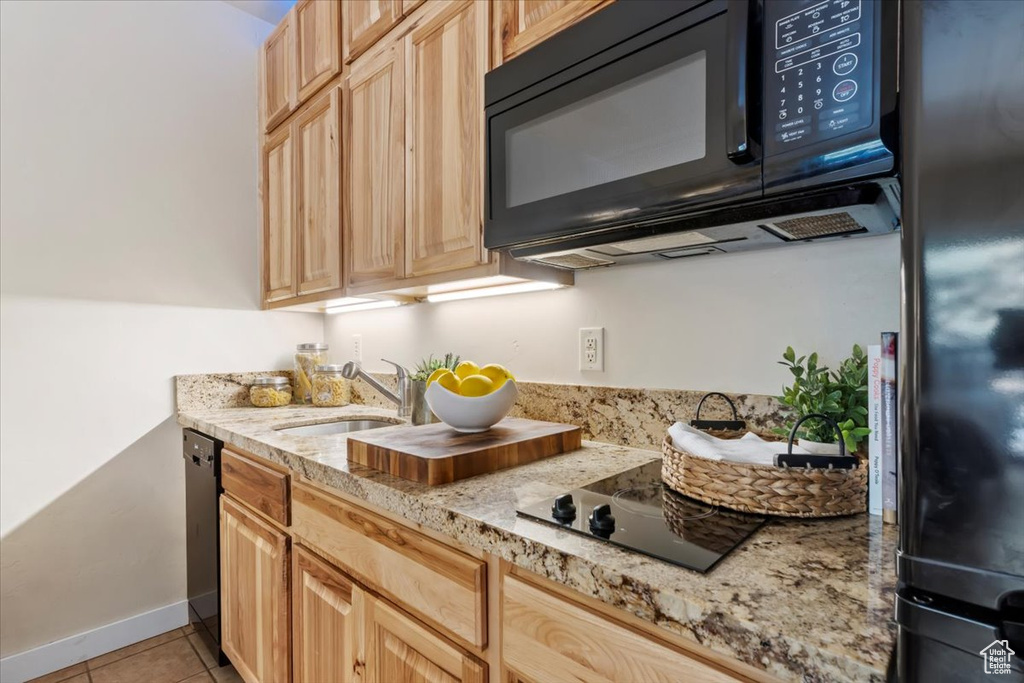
<box><xmin>27</xmin><ymin>625</ymin><xmax>243</xmax><ymax>683</ymax></box>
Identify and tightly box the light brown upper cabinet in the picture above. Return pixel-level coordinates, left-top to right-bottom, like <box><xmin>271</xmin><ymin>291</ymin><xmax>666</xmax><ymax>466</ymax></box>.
<box><xmin>295</xmin><ymin>86</ymin><xmax>343</xmax><ymax>296</ymax></box>
<box><xmin>292</xmin><ymin>545</ymin><xmax>365</xmax><ymax>683</ymax></box>
<box><xmin>493</xmin><ymin>0</ymin><xmax>613</xmax><ymax>66</ymax></box>
<box><xmin>346</xmin><ymin>36</ymin><xmax>405</xmax><ymax>287</ymax></box>
<box><xmin>262</xmin><ymin>10</ymin><xmax>296</xmax><ymax>131</ymax></box>
<box><xmin>295</xmin><ymin>0</ymin><xmax>342</xmax><ymax>103</ymax></box>
<box><xmin>365</xmin><ymin>594</ymin><xmax>487</xmax><ymax>683</ymax></box>
<box><xmin>262</xmin><ymin>86</ymin><xmax>344</xmax><ymax>307</ymax></box>
<box><xmin>220</xmin><ymin>496</ymin><xmax>290</xmax><ymax>683</ymax></box>
<box><xmin>343</xmin><ymin>0</ymin><xmax>403</xmax><ymax>63</ymax></box>
<box><xmin>262</xmin><ymin>124</ymin><xmax>295</xmax><ymax>303</ymax></box>
<box><xmin>261</xmin><ymin>0</ymin><xmax>572</xmax><ymax>307</ymax></box>
<box><xmin>405</xmin><ymin>0</ymin><xmax>490</xmax><ymax>278</ymax></box>
<box><xmin>262</xmin><ymin>1</ymin><xmax>341</xmax><ymax>132</ymax></box>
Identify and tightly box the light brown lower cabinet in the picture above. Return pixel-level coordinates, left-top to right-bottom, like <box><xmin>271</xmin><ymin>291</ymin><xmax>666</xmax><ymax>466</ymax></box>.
<box><xmin>365</xmin><ymin>593</ymin><xmax>487</xmax><ymax>683</ymax></box>
<box><xmin>502</xmin><ymin>574</ymin><xmax>745</xmax><ymax>683</ymax></box>
<box><xmin>220</xmin><ymin>496</ymin><xmax>291</xmax><ymax>683</ymax></box>
<box><xmin>293</xmin><ymin>545</ymin><xmax>365</xmax><ymax>683</ymax></box>
<box><xmin>220</xmin><ymin>471</ymin><xmax>765</xmax><ymax>683</ymax></box>
<box><xmin>290</xmin><ymin>480</ymin><xmax>487</xmax><ymax>650</ymax></box>
<box><xmin>292</xmin><ymin>541</ymin><xmax>487</xmax><ymax>683</ymax></box>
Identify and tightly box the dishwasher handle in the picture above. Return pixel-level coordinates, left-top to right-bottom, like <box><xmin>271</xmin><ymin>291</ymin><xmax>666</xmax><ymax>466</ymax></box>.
<box><xmin>183</xmin><ymin>451</ymin><xmax>214</xmax><ymax>469</ymax></box>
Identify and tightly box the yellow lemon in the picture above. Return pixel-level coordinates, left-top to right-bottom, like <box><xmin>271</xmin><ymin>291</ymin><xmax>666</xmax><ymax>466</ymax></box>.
<box><xmin>479</xmin><ymin>364</ymin><xmax>515</xmax><ymax>390</ymax></box>
<box><xmin>426</xmin><ymin>368</ymin><xmax>453</xmax><ymax>387</ymax></box>
<box><xmin>436</xmin><ymin>372</ymin><xmax>462</xmax><ymax>394</ymax></box>
<box><xmin>459</xmin><ymin>374</ymin><xmax>494</xmax><ymax>397</ymax></box>
<box><xmin>454</xmin><ymin>360</ymin><xmax>480</xmax><ymax>380</ymax></box>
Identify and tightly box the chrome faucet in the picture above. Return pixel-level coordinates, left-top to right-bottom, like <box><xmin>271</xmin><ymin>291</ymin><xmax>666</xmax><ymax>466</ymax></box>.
<box><xmin>341</xmin><ymin>359</ymin><xmax>412</xmax><ymax>418</ymax></box>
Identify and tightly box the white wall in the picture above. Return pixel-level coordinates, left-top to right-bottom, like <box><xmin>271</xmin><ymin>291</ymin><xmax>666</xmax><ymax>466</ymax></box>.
<box><xmin>0</xmin><ymin>0</ymin><xmax>322</xmax><ymax>661</ymax></box>
<box><xmin>326</xmin><ymin>234</ymin><xmax>901</xmax><ymax>395</ymax></box>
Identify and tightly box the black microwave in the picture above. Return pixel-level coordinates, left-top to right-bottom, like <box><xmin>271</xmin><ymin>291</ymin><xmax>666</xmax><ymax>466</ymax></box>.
<box><xmin>484</xmin><ymin>0</ymin><xmax>900</xmax><ymax>269</ymax></box>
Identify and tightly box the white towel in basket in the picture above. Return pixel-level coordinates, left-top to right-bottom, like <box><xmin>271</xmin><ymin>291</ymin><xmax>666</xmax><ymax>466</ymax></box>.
<box><xmin>667</xmin><ymin>422</ymin><xmax>811</xmax><ymax>466</ymax></box>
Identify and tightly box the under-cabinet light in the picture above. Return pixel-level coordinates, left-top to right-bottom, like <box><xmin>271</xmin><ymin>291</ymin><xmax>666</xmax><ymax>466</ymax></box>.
<box><xmin>324</xmin><ymin>300</ymin><xmax>403</xmax><ymax>314</ymax></box>
<box><xmin>425</xmin><ymin>281</ymin><xmax>564</xmax><ymax>303</ymax></box>
<box><xmin>322</xmin><ymin>296</ymin><xmax>374</xmax><ymax>308</ymax></box>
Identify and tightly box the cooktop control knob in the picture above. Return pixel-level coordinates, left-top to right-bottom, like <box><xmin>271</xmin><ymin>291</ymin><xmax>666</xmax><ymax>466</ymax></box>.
<box><xmin>588</xmin><ymin>503</ymin><xmax>616</xmax><ymax>534</ymax></box>
<box><xmin>551</xmin><ymin>494</ymin><xmax>577</xmax><ymax>522</ymax></box>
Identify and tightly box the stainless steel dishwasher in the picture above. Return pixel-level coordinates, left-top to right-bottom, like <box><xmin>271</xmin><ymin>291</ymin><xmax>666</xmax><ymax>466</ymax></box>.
<box><xmin>183</xmin><ymin>428</ymin><xmax>227</xmax><ymax>666</ymax></box>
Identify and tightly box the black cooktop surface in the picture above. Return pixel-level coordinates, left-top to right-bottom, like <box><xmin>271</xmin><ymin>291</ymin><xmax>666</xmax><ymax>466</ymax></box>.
<box><xmin>517</xmin><ymin>460</ymin><xmax>767</xmax><ymax>573</ymax></box>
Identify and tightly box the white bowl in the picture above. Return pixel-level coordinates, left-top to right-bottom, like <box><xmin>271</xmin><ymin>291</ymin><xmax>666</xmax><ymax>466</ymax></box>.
<box><xmin>424</xmin><ymin>380</ymin><xmax>518</xmax><ymax>433</ymax></box>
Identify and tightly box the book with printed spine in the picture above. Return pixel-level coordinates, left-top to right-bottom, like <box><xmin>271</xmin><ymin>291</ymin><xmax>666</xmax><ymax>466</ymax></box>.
<box><xmin>867</xmin><ymin>344</ymin><xmax>883</xmax><ymax>516</ymax></box>
<box><xmin>880</xmin><ymin>332</ymin><xmax>899</xmax><ymax>524</ymax></box>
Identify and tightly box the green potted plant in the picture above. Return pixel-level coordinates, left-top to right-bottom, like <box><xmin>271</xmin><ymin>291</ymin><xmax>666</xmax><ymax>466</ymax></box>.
<box><xmin>776</xmin><ymin>344</ymin><xmax>871</xmax><ymax>455</ymax></box>
<box><xmin>409</xmin><ymin>353</ymin><xmax>461</xmax><ymax>425</ymax></box>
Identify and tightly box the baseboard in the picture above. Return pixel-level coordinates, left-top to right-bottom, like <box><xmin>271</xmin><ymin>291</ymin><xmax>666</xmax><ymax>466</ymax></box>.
<box><xmin>0</xmin><ymin>600</ymin><xmax>188</xmax><ymax>683</ymax></box>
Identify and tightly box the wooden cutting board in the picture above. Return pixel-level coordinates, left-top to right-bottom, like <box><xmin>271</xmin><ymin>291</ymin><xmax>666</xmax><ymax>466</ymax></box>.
<box><xmin>347</xmin><ymin>418</ymin><xmax>582</xmax><ymax>485</ymax></box>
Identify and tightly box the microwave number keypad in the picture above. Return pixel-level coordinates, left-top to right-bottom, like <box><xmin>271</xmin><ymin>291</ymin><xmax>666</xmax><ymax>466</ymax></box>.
<box><xmin>765</xmin><ymin>0</ymin><xmax>873</xmax><ymax>154</ymax></box>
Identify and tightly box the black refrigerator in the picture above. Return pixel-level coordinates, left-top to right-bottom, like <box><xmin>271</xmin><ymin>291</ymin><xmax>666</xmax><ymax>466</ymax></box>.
<box><xmin>896</xmin><ymin>1</ymin><xmax>1024</xmax><ymax>681</ymax></box>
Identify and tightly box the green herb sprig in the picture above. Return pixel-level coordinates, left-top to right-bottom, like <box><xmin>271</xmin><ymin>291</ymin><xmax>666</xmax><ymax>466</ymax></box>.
<box><xmin>411</xmin><ymin>352</ymin><xmax>461</xmax><ymax>382</ymax></box>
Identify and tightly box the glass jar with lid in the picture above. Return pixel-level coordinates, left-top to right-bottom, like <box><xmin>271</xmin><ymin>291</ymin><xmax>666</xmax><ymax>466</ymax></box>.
<box><xmin>250</xmin><ymin>376</ymin><xmax>292</xmax><ymax>407</ymax></box>
<box><xmin>294</xmin><ymin>343</ymin><xmax>329</xmax><ymax>404</ymax></box>
<box><xmin>312</xmin><ymin>365</ymin><xmax>351</xmax><ymax>407</ymax></box>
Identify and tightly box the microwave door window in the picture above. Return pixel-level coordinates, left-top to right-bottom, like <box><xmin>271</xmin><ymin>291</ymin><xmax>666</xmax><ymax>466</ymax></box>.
<box><xmin>505</xmin><ymin>51</ymin><xmax>708</xmax><ymax>209</ymax></box>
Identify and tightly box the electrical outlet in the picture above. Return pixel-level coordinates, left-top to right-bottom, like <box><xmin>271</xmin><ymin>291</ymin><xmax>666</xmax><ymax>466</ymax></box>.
<box><xmin>579</xmin><ymin>327</ymin><xmax>604</xmax><ymax>372</ymax></box>
<box><xmin>352</xmin><ymin>334</ymin><xmax>362</xmax><ymax>363</ymax></box>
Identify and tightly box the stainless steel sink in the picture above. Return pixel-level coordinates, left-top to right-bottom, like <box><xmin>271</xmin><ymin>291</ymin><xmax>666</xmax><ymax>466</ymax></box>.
<box><xmin>275</xmin><ymin>419</ymin><xmax>399</xmax><ymax>437</ymax></box>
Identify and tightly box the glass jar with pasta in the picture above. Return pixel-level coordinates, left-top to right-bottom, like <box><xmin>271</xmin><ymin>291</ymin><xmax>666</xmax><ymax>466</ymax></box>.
<box><xmin>249</xmin><ymin>376</ymin><xmax>292</xmax><ymax>407</ymax></box>
<box><xmin>312</xmin><ymin>365</ymin><xmax>351</xmax><ymax>407</ymax></box>
<box><xmin>294</xmin><ymin>343</ymin><xmax>329</xmax><ymax>404</ymax></box>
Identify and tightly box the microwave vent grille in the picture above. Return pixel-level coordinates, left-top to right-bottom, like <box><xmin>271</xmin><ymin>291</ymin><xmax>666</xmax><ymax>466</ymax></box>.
<box><xmin>530</xmin><ymin>252</ymin><xmax>615</xmax><ymax>270</ymax></box>
<box><xmin>761</xmin><ymin>212</ymin><xmax>867</xmax><ymax>241</ymax></box>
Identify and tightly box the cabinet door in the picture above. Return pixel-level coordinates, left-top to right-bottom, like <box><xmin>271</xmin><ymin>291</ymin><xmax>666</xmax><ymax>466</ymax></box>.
<box><xmin>343</xmin><ymin>0</ymin><xmax>403</xmax><ymax>63</ymax></box>
<box><xmin>293</xmin><ymin>545</ymin><xmax>365</xmax><ymax>683</ymax></box>
<box><xmin>502</xmin><ymin>575</ymin><xmax>743</xmax><ymax>683</ymax></box>
<box><xmin>405</xmin><ymin>0</ymin><xmax>489</xmax><ymax>278</ymax></box>
<box><xmin>295</xmin><ymin>86</ymin><xmax>342</xmax><ymax>295</ymax></box>
<box><xmin>262</xmin><ymin>10</ymin><xmax>295</xmax><ymax>131</ymax></box>
<box><xmin>346</xmin><ymin>37</ymin><xmax>405</xmax><ymax>287</ymax></box>
<box><xmin>494</xmin><ymin>1</ymin><xmax>612</xmax><ymax>66</ymax></box>
<box><xmin>365</xmin><ymin>595</ymin><xmax>486</xmax><ymax>683</ymax></box>
<box><xmin>295</xmin><ymin>0</ymin><xmax>341</xmax><ymax>103</ymax></box>
<box><xmin>220</xmin><ymin>496</ymin><xmax>290</xmax><ymax>683</ymax></box>
<box><xmin>262</xmin><ymin>124</ymin><xmax>296</xmax><ymax>304</ymax></box>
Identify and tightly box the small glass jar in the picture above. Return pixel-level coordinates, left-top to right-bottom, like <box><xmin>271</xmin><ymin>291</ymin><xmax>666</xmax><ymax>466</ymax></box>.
<box><xmin>294</xmin><ymin>343</ymin><xmax>329</xmax><ymax>403</ymax></box>
<box><xmin>250</xmin><ymin>376</ymin><xmax>292</xmax><ymax>407</ymax></box>
<box><xmin>312</xmin><ymin>365</ymin><xmax>351</xmax><ymax>407</ymax></box>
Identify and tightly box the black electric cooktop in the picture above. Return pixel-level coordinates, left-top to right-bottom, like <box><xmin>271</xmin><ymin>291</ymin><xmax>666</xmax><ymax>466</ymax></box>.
<box><xmin>517</xmin><ymin>460</ymin><xmax>767</xmax><ymax>573</ymax></box>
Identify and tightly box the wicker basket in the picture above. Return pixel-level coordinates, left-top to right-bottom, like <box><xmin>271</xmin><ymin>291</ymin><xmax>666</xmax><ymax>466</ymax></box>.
<box><xmin>661</xmin><ymin>396</ymin><xmax>867</xmax><ymax>518</ymax></box>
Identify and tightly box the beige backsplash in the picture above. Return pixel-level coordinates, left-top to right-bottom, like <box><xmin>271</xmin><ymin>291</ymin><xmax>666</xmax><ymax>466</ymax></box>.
<box><xmin>357</xmin><ymin>375</ymin><xmax>786</xmax><ymax>451</ymax></box>
<box><xmin>177</xmin><ymin>372</ymin><xmax>786</xmax><ymax>452</ymax></box>
<box><xmin>175</xmin><ymin>371</ymin><xmax>294</xmax><ymax>412</ymax></box>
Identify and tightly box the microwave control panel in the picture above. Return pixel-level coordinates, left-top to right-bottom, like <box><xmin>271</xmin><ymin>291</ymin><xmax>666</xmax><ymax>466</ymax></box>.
<box><xmin>764</xmin><ymin>0</ymin><xmax>874</xmax><ymax>155</ymax></box>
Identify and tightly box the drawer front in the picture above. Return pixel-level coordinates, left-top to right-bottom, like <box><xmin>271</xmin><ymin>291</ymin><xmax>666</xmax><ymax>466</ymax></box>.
<box><xmin>291</xmin><ymin>481</ymin><xmax>486</xmax><ymax>649</ymax></box>
<box><xmin>222</xmin><ymin>448</ymin><xmax>290</xmax><ymax>526</ymax></box>
<box><xmin>502</xmin><ymin>575</ymin><xmax>744</xmax><ymax>683</ymax></box>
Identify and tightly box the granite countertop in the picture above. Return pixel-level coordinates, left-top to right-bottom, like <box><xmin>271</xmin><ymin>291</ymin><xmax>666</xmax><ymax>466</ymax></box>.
<box><xmin>178</xmin><ymin>404</ymin><xmax>897</xmax><ymax>682</ymax></box>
